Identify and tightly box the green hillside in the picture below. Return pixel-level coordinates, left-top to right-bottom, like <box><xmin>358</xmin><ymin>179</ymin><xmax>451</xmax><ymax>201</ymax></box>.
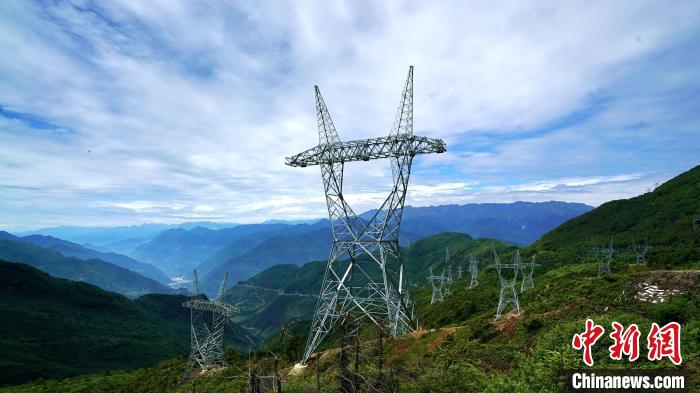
<box><xmin>0</xmin><ymin>261</ymin><xmax>254</xmax><ymax>387</ymax></box>
<box><xmin>0</xmin><ymin>237</ymin><xmax>177</xmax><ymax>298</ymax></box>
<box><xmin>531</xmin><ymin>165</ymin><xmax>700</xmax><ymax>268</ymax></box>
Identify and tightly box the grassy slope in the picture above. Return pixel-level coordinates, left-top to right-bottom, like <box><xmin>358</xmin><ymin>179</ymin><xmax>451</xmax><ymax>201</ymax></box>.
<box><xmin>6</xmin><ymin>261</ymin><xmax>697</xmax><ymax>393</ymax></box>
<box><xmin>530</xmin><ymin>165</ymin><xmax>700</xmax><ymax>268</ymax></box>
<box><xmin>0</xmin><ymin>261</ymin><xmax>253</xmax><ymax>387</ymax></box>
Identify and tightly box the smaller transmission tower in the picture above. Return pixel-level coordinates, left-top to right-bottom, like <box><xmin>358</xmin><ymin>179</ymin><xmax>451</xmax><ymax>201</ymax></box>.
<box><xmin>183</xmin><ymin>270</ymin><xmax>239</xmax><ymax>371</ymax></box>
<box><xmin>693</xmin><ymin>215</ymin><xmax>699</xmax><ymax>230</ymax></box>
<box><xmin>628</xmin><ymin>243</ymin><xmax>650</xmax><ymax>264</ymax></box>
<box><xmin>493</xmin><ymin>250</ymin><xmax>520</xmax><ymax>318</ymax></box>
<box><xmin>520</xmin><ymin>255</ymin><xmax>539</xmax><ymax>293</ymax></box>
<box><xmin>442</xmin><ymin>248</ymin><xmax>453</xmax><ymax>297</ymax></box>
<box><xmin>593</xmin><ymin>239</ymin><xmax>614</xmax><ymax>277</ymax></box>
<box><xmin>468</xmin><ymin>254</ymin><xmax>479</xmax><ymax>289</ymax></box>
<box><xmin>457</xmin><ymin>266</ymin><xmax>464</xmax><ymax>279</ymax></box>
<box><xmin>427</xmin><ymin>267</ymin><xmax>444</xmax><ymax>304</ymax></box>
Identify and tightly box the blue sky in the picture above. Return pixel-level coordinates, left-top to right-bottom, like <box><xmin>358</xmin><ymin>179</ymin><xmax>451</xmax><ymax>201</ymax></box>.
<box><xmin>0</xmin><ymin>1</ymin><xmax>699</xmax><ymax>231</ymax></box>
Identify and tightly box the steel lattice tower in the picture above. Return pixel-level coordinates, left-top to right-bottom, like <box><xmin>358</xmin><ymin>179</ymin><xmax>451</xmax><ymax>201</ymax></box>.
<box><xmin>469</xmin><ymin>255</ymin><xmax>479</xmax><ymax>288</ymax></box>
<box><xmin>694</xmin><ymin>215</ymin><xmax>700</xmax><ymax>230</ymax></box>
<box><xmin>493</xmin><ymin>250</ymin><xmax>521</xmax><ymax>318</ymax></box>
<box><xmin>442</xmin><ymin>248</ymin><xmax>453</xmax><ymax>297</ymax></box>
<box><xmin>628</xmin><ymin>243</ymin><xmax>650</xmax><ymax>264</ymax></box>
<box><xmin>183</xmin><ymin>270</ymin><xmax>239</xmax><ymax>371</ymax></box>
<box><xmin>286</xmin><ymin>66</ymin><xmax>446</xmax><ymax>364</ymax></box>
<box><xmin>457</xmin><ymin>266</ymin><xmax>463</xmax><ymax>279</ymax></box>
<box><xmin>469</xmin><ymin>254</ymin><xmax>479</xmax><ymax>289</ymax></box>
<box><xmin>519</xmin><ymin>255</ymin><xmax>539</xmax><ymax>293</ymax></box>
<box><xmin>593</xmin><ymin>239</ymin><xmax>614</xmax><ymax>277</ymax></box>
<box><xmin>427</xmin><ymin>267</ymin><xmax>444</xmax><ymax>304</ymax></box>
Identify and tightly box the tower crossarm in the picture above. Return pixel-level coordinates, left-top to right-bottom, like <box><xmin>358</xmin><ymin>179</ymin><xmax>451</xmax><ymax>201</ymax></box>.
<box><xmin>183</xmin><ymin>299</ymin><xmax>239</xmax><ymax>317</ymax></box>
<box><xmin>285</xmin><ymin>134</ymin><xmax>446</xmax><ymax>167</ymax></box>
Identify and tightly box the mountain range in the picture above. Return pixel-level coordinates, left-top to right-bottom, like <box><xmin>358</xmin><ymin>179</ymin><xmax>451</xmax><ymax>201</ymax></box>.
<box><xmin>0</xmin><ymin>233</ymin><xmax>179</xmax><ymax>298</ymax></box>
<box><xmin>1</xmin><ymin>166</ymin><xmax>698</xmax><ymax>391</ymax></box>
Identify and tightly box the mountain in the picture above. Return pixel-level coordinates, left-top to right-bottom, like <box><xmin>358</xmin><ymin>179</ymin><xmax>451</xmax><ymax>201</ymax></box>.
<box><xmin>19</xmin><ymin>234</ymin><xmax>169</xmax><ymax>284</ymax></box>
<box><xmin>133</xmin><ymin>221</ymin><xmax>328</xmax><ymax>279</ymax></box>
<box><xmin>17</xmin><ymin>222</ymin><xmax>239</xmax><ymax>255</ymax></box>
<box><xmin>197</xmin><ymin>220</ymin><xmax>330</xmax><ymax>277</ymax></box>
<box><xmin>0</xmin><ymin>237</ymin><xmax>179</xmax><ymax>298</ymax></box>
<box><xmin>531</xmin><ymin>165</ymin><xmax>700</xmax><ymax>268</ymax></box>
<box><xmin>197</xmin><ymin>202</ymin><xmax>589</xmax><ymax>293</ymax></box>
<box><xmin>201</xmin><ymin>227</ymin><xmax>332</xmax><ymax>295</ymax></box>
<box><xmin>225</xmin><ymin>232</ymin><xmax>514</xmax><ymax>337</ymax></box>
<box><xmin>0</xmin><ymin>260</ymin><xmax>254</xmax><ymax>386</ymax></box>
<box><xmin>392</xmin><ymin>201</ymin><xmax>593</xmax><ymax>245</ymax></box>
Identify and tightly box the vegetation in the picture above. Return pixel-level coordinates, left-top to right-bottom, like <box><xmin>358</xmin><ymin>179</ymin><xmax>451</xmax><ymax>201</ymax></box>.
<box><xmin>1</xmin><ymin>166</ymin><xmax>698</xmax><ymax>391</ymax></box>
<box><xmin>0</xmin><ymin>261</ymin><xmax>251</xmax><ymax>387</ymax></box>
<box><xmin>0</xmin><ymin>237</ymin><xmax>177</xmax><ymax>298</ymax></box>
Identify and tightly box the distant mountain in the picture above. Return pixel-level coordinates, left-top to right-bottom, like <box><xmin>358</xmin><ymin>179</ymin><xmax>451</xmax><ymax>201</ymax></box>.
<box><xmin>198</xmin><ymin>202</ymin><xmax>589</xmax><ymax>294</ymax></box>
<box><xmin>201</xmin><ymin>227</ymin><xmax>332</xmax><ymax>295</ymax></box>
<box><xmin>0</xmin><ymin>237</ymin><xmax>179</xmax><ymax>298</ymax></box>
<box><xmin>386</xmin><ymin>201</ymin><xmax>593</xmax><ymax>246</ymax></box>
<box><xmin>197</xmin><ymin>220</ymin><xmax>330</xmax><ymax>277</ymax></box>
<box><xmin>20</xmin><ymin>234</ymin><xmax>169</xmax><ymax>284</ymax></box>
<box><xmin>0</xmin><ymin>260</ymin><xmax>255</xmax><ymax>386</ymax></box>
<box><xmin>132</xmin><ymin>222</ymin><xmax>326</xmax><ymax>278</ymax></box>
<box><xmin>531</xmin><ymin>165</ymin><xmax>700</xmax><ymax>267</ymax></box>
<box><xmin>17</xmin><ymin>221</ymin><xmax>239</xmax><ymax>255</ymax></box>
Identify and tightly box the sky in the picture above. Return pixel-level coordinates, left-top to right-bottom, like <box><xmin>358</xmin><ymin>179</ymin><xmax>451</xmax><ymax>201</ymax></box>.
<box><xmin>0</xmin><ymin>1</ymin><xmax>699</xmax><ymax>231</ymax></box>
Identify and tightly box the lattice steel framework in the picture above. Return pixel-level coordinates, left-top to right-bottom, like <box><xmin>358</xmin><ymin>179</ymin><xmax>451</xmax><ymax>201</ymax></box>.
<box><xmin>182</xmin><ymin>270</ymin><xmax>239</xmax><ymax>371</ymax></box>
<box><xmin>519</xmin><ymin>255</ymin><xmax>539</xmax><ymax>293</ymax></box>
<box><xmin>628</xmin><ymin>243</ymin><xmax>650</xmax><ymax>264</ymax></box>
<box><xmin>442</xmin><ymin>248</ymin><xmax>453</xmax><ymax>297</ymax></box>
<box><xmin>469</xmin><ymin>254</ymin><xmax>479</xmax><ymax>289</ymax></box>
<box><xmin>457</xmin><ymin>266</ymin><xmax>463</xmax><ymax>279</ymax></box>
<box><xmin>493</xmin><ymin>250</ymin><xmax>521</xmax><ymax>318</ymax></box>
<box><xmin>427</xmin><ymin>267</ymin><xmax>444</xmax><ymax>304</ymax></box>
<box><xmin>593</xmin><ymin>239</ymin><xmax>615</xmax><ymax>277</ymax></box>
<box><xmin>286</xmin><ymin>66</ymin><xmax>446</xmax><ymax>364</ymax></box>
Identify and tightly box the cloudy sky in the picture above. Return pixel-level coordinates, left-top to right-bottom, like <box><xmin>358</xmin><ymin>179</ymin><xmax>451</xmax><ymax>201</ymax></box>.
<box><xmin>1</xmin><ymin>1</ymin><xmax>699</xmax><ymax>231</ymax></box>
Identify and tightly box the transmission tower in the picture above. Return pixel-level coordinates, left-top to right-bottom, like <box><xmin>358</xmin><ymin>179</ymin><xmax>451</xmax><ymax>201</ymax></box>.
<box><xmin>693</xmin><ymin>215</ymin><xmax>699</xmax><ymax>230</ymax></box>
<box><xmin>493</xmin><ymin>250</ymin><xmax>521</xmax><ymax>318</ymax></box>
<box><xmin>182</xmin><ymin>270</ymin><xmax>239</xmax><ymax>371</ymax></box>
<box><xmin>456</xmin><ymin>266</ymin><xmax>463</xmax><ymax>279</ymax></box>
<box><xmin>442</xmin><ymin>248</ymin><xmax>453</xmax><ymax>297</ymax></box>
<box><xmin>427</xmin><ymin>267</ymin><xmax>444</xmax><ymax>304</ymax></box>
<box><xmin>468</xmin><ymin>254</ymin><xmax>479</xmax><ymax>289</ymax></box>
<box><xmin>286</xmin><ymin>66</ymin><xmax>446</xmax><ymax>365</ymax></box>
<box><xmin>520</xmin><ymin>255</ymin><xmax>539</xmax><ymax>293</ymax></box>
<box><xmin>628</xmin><ymin>243</ymin><xmax>650</xmax><ymax>264</ymax></box>
<box><xmin>593</xmin><ymin>239</ymin><xmax>614</xmax><ymax>277</ymax></box>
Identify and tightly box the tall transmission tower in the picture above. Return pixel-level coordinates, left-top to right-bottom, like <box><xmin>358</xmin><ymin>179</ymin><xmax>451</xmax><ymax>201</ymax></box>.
<box><xmin>468</xmin><ymin>254</ymin><xmax>479</xmax><ymax>289</ymax></box>
<box><xmin>493</xmin><ymin>250</ymin><xmax>521</xmax><ymax>318</ymax></box>
<box><xmin>286</xmin><ymin>66</ymin><xmax>446</xmax><ymax>365</ymax></box>
<box><xmin>182</xmin><ymin>270</ymin><xmax>239</xmax><ymax>371</ymax></box>
<box><xmin>628</xmin><ymin>243</ymin><xmax>650</xmax><ymax>264</ymax></box>
<box><xmin>427</xmin><ymin>267</ymin><xmax>444</xmax><ymax>304</ymax></box>
<box><xmin>593</xmin><ymin>239</ymin><xmax>615</xmax><ymax>277</ymax></box>
<box><xmin>519</xmin><ymin>255</ymin><xmax>539</xmax><ymax>293</ymax></box>
<box><xmin>442</xmin><ymin>248</ymin><xmax>453</xmax><ymax>297</ymax></box>
<box><xmin>457</xmin><ymin>266</ymin><xmax>463</xmax><ymax>279</ymax></box>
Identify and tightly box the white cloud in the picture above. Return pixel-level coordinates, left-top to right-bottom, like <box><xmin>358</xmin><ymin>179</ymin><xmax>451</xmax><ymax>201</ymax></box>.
<box><xmin>0</xmin><ymin>1</ymin><xmax>698</xmax><ymax>230</ymax></box>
